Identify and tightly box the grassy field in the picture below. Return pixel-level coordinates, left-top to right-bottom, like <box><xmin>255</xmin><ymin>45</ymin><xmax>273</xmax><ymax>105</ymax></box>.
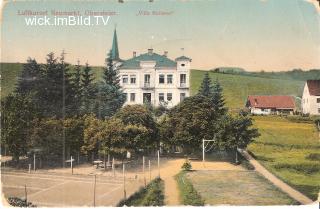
<box><xmin>190</xmin><ymin>70</ymin><xmax>305</xmax><ymax>109</ymax></box>
<box><xmin>186</xmin><ymin>170</ymin><xmax>297</xmax><ymax>205</ymax></box>
<box><xmin>248</xmin><ymin>116</ymin><xmax>320</xmax><ymax>200</ymax></box>
<box><xmin>0</xmin><ymin>62</ymin><xmax>104</xmax><ymax>98</ymax></box>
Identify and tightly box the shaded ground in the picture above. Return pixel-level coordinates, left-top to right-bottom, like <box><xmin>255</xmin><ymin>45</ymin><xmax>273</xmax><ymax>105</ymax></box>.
<box><xmin>187</xmin><ymin>170</ymin><xmax>297</xmax><ymax>206</ymax></box>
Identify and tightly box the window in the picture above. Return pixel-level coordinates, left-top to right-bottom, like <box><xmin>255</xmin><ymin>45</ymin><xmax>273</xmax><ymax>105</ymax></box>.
<box><xmin>159</xmin><ymin>93</ymin><xmax>164</xmax><ymax>102</ymax></box>
<box><xmin>167</xmin><ymin>75</ymin><xmax>173</xmax><ymax>84</ymax></box>
<box><xmin>180</xmin><ymin>74</ymin><xmax>186</xmax><ymax>84</ymax></box>
<box><xmin>159</xmin><ymin>74</ymin><xmax>165</xmax><ymax>84</ymax></box>
<box><xmin>130</xmin><ymin>75</ymin><xmax>136</xmax><ymax>84</ymax></box>
<box><xmin>144</xmin><ymin>74</ymin><xmax>150</xmax><ymax>84</ymax></box>
<box><xmin>130</xmin><ymin>93</ymin><xmax>135</xmax><ymax>102</ymax></box>
<box><xmin>317</xmin><ymin>98</ymin><xmax>320</xmax><ymax>103</ymax></box>
<box><xmin>167</xmin><ymin>93</ymin><xmax>172</xmax><ymax>101</ymax></box>
<box><xmin>180</xmin><ymin>93</ymin><xmax>186</xmax><ymax>102</ymax></box>
<box><xmin>181</xmin><ymin>63</ymin><xmax>185</xmax><ymax>67</ymax></box>
<box><xmin>122</xmin><ymin>75</ymin><xmax>128</xmax><ymax>84</ymax></box>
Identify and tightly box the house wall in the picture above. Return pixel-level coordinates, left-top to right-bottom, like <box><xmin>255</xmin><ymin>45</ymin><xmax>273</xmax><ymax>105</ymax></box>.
<box><xmin>119</xmin><ymin>59</ymin><xmax>190</xmax><ymax>107</ymax></box>
<box><xmin>250</xmin><ymin>107</ymin><xmax>271</xmax><ymax>115</ymax></box>
<box><xmin>302</xmin><ymin>83</ymin><xmax>320</xmax><ymax>115</ymax></box>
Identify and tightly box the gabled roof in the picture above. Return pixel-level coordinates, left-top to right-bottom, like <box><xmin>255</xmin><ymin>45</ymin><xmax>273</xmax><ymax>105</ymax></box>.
<box><xmin>247</xmin><ymin>95</ymin><xmax>295</xmax><ymax>109</ymax></box>
<box><xmin>119</xmin><ymin>52</ymin><xmax>177</xmax><ymax>69</ymax></box>
<box><xmin>306</xmin><ymin>80</ymin><xmax>320</xmax><ymax>96</ymax></box>
<box><xmin>175</xmin><ymin>55</ymin><xmax>192</xmax><ymax>61</ymax></box>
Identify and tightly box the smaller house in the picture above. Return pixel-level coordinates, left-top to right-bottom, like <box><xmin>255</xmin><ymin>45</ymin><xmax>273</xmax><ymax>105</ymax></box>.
<box><xmin>246</xmin><ymin>95</ymin><xmax>295</xmax><ymax>115</ymax></box>
<box><xmin>302</xmin><ymin>80</ymin><xmax>320</xmax><ymax>115</ymax></box>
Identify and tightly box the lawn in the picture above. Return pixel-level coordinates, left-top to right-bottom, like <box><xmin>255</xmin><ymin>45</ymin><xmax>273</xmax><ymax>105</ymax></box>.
<box><xmin>186</xmin><ymin>170</ymin><xmax>297</xmax><ymax>205</ymax></box>
<box><xmin>248</xmin><ymin>116</ymin><xmax>320</xmax><ymax>200</ymax></box>
<box><xmin>190</xmin><ymin>70</ymin><xmax>305</xmax><ymax>110</ymax></box>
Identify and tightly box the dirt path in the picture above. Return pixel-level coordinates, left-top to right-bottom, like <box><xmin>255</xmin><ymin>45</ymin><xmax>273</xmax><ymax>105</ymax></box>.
<box><xmin>239</xmin><ymin>149</ymin><xmax>314</xmax><ymax>205</ymax></box>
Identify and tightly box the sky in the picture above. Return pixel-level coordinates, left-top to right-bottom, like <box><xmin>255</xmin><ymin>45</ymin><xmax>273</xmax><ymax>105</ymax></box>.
<box><xmin>1</xmin><ymin>0</ymin><xmax>320</xmax><ymax>71</ymax></box>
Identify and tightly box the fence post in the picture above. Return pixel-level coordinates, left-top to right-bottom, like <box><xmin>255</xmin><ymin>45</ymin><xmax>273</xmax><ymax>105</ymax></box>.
<box><xmin>112</xmin><ymin>157</ymin><xmax>115</xmax><ymax>177</ymax></box>
<box><xmin>33</xmin><ymin>154</ymin><xmax>36</xmax><ymax>172</ymax></box>
<box><xmin>157</xmin><ymin>150</ymin><xmax>160</xmax><ymax>178</ymax></box>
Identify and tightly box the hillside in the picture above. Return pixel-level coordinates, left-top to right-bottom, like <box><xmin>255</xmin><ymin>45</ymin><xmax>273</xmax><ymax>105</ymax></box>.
<box><xmin>0</xmin><ymin>63</ymin><xmax>104</xmax><ymax>98</ymax></box>
<box><xmin>190</xmin><ymin>70</ymin><xmax>305</xmax><ymax>110</ymax></box>
<box><xmin>0</xmin><ymin>63</ymin><xmax>309</xmax><ymax>109</ymax></box>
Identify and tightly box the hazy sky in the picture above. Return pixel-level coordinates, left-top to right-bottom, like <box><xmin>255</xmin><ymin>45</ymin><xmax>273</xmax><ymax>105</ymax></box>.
<box><xmin>1</xmin><ymin>0</ymin><xmax>320</xmax><ymax>71</ymax></box>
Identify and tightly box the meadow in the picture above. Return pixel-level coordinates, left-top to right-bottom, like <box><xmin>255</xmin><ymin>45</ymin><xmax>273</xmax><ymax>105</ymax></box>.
<box><xmin>186</xmin><ymin>170</ymin><xmax>296</xmax><ymax>205</ymax></box>
<box><xmin>248</xmin><ymin>116</ymin><xmax>320</xmax><ymax>200</ymax></box>
<box><xmin>190</xmin><ymin>70</ymin><xmax>305</xmax><ymax>109</ymax></box>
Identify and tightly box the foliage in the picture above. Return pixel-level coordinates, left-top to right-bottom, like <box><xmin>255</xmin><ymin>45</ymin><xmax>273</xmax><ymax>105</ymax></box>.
<box><xmin>1</xmin><ymin>93</ymin><xmax>38</xmax><ymax>162</ymax></box>
<box><xmin>161</xmin><ymin>95</ymin><xmax>218</xmax><ymax>153</ymax></box>
<box><xmin>81</xmin><ymin>63</ymin><xmax>96</xmax><ymax>115</ymax></box>
<box><xmin>218</xmin><ymin>112</ymin><xmax>260</xmax><ymax>150</ymax></box>
<box><xmin>7</xmin><ymin>197</ymin><xmax>36</xmax><ymax>207</ymax></box>
<box><xmin>305</xmin><ymin>153</ymin><xmax>320</xmax><ymax>161</ymax></box>
<box><xmin>198</xmin><ymin>72</ymin><xmax>212</xmax><ymax>97</ymax></box>
<box><xmin>175</xmin><ymin>171</ymin><xmax>204</xmax><ymax>206</ymax></box>
<box><xmin>211</xmin><ymin>79</ymin><xmax>227</xmax><ymax>116</ymax></box>
<box><xmin>113</xmin><ymin>105</ymin><xmax>159</xmax><ymax>152</ymax></box>
<box><xmin>117</xmin><ymin>178</ymin><xmax>164</xmax><ymax>206</ymax></box>
<box><xmin>181</xmin><ymin>159</ymin><xmax>192</xmax><ymax>171</ymax></box>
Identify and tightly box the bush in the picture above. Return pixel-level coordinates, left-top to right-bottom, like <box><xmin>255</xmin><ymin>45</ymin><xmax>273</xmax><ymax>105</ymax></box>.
<box><xmin>7</xmin><ymin>197</ymin><xmax>36</xmax><ymax>207</ymax></box>
<box><xmin>306</xmin><ymin>153</ymin><xmax>320</xmax><ymax>161</ymax></box>
<box><xmin>181</xmin><ymin>160</ymin><xmax>192</xmax><ymax>171</ymax></box>
<box><xmin>175</xmin><ymin>171</ymin><xmax>204</xmax><ymax>206</ymax></box>
<box><xmin>117</xmin><ymin>178</ymin><xmax>164</xmax><ymax>206</ymax></box>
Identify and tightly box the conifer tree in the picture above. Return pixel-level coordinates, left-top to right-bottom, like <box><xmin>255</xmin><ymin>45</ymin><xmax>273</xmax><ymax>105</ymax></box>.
<box><xmin>15</xmin><ymin>58</ymin><xmax>42</xmax><ymax>96</ymax></box>
<box><xmin>212</xmin><ymin>79</ymin><xmax>227</xmax><ymax>115</ymax></box>
<box><xmin>72</xmin><ymin>60</ymin><xmax>83</xmax><ymax>115</ymax></box>
<box><xmin>198</xmin><ymin>72</ymin><xmax>213</xmax><ymax>97</ymax></box>
<box><xmin>81</xmin><ymin>62</ymin><xmax>95</xmax><ymax>114</ymax></box>
<box><xmin>103</xmin><ymin>50</ymin><xmax>120</xmax><ymax>88</ymax></box>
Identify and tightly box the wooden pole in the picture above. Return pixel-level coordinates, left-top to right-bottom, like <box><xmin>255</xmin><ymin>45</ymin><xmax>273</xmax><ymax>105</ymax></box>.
<box><xmin>157</xmin><ymin>150</ymin><xmax>160</xmax><ymax>178</ymax></box>
<box><xmin>112</xmin><ymin>157</ymin><xmax>115</xmax><ymax>177</ymax></box>
<box><xmin>28</xmin><ymin>164</ymin><xmax>31</xmax><ymax>174</ymax></box>
<box><xmin>143</xmin><ymin>156</ymin><xmax>146</xmax><ymax>186</ymax></box>
<box><xmin>123</xmin><ymin>163</ymin><xmax>126</xmax><ymax>199</ymax></box>
<box><xmin>104</xmin><ymin>150</ymin><xmax>106</xmax><ymax>171</ymax></box>
<box><xmin>71</xmin><ymin>156</ymin><xmax>73</xmax><ymax>175</ymax></box>
<box><xmin>93</xmin><ymin>175</ymin><xmax>96</xmax><ymax>207</ymax></box>
<box><xmin>149</xmin><ymin>160</ymin><xmax>151</xmax><ymax>181</ymax></box>
<box><xmin>33</xmin><ymin>153</ymin><xmax>36</xmax><ymax>172</ymax></box>
<box><xmin>24</xmin><ymin>184</ymin><xmax>27</xmax><ymax>204</ymax></box>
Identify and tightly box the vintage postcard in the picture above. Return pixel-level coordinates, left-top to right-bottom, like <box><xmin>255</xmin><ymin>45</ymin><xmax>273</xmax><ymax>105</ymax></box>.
<box><xmin>0</xmin><ymin>0</ymin><xmax>319</xmax><ymax>208</ymax></box>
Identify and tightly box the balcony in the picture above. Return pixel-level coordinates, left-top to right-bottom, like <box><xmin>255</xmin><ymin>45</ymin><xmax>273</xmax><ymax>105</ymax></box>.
<box><xmin>142</xmin><ymin>82</ymin><xmax>154</xmax><ymax>89</ymax></box>
<box><xmin>178</xmin><ymin>83</ymin><xmax>189</xmax><ymax>89</ymax></box>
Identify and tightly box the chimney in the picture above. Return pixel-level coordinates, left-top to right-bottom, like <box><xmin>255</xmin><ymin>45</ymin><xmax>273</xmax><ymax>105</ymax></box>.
<box><xmin>133</xmin><ymin>51</ymin><xmax>136</xmax><ymax>57</ymax></box>
<box><xmin>164</xmin><ymin>51</ymin><xmax>168</xmax><ymax>57</ymax></box>
<box><xmin>148</xmin><ymin>48</ymin><xmax>153</xmax><ymax>55</ymax></box>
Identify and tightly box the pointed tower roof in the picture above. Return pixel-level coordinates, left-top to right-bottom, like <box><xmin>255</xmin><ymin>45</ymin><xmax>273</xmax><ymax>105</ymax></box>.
<box><xmin>111</xmin><ymin>28</ymin><xmax>120</xmax><ymax>60</ymax></box>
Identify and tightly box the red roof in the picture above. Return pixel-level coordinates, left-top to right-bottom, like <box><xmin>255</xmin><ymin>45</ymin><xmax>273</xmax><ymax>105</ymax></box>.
<box><xmin>306</xmin><ymin>80</ymin><xmax>320</xmax><ymax>96</ymax></box>
<box><xmin>247</xmin><ymin>95</ymin><xmax>295</xmax><ymax>109</ymax></box>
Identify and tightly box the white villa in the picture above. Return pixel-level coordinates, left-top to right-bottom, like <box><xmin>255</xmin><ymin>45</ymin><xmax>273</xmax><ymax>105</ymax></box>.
<box><xmin>302</xmin><ymin>80</ymin><xmax>320</xmax><ymax>115</ymax></box>
<box><xmin>109</xmin><ymin>29</ymin><xmax>190</xmax><ymax>107</ymax></box>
